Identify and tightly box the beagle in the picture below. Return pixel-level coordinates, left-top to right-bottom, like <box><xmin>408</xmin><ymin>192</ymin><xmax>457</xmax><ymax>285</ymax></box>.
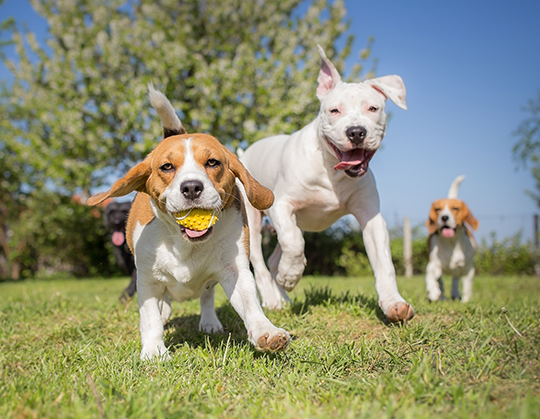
<box><xmin>88</xmin><ymin>86</ymin><xmax>290</xmax><ymax>359</ymax></box>
<box><xmin>425</xmin><ymin>175</ymin><xmax>479</xmax><ymax>302</ymax></box>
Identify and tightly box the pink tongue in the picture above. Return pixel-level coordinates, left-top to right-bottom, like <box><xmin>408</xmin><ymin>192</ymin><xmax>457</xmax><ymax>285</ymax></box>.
<box><xmin>442</xmin><ymin>228</ymin><xmax>455</xmax><ymax>238</ymax></box>
<box><xmin>112</xmin><ymin>231</ymin><xmax>125</xmax><ymax>246</ymax></box>
<box><xmin>185</xmin><ymin>228</ymin><xmax>209</xmax><ymax>238</ymax></box>
<box><xmin>334</xmin><ymin>149</ymin><xmax>365</xmax><ymax>170</ymax></box>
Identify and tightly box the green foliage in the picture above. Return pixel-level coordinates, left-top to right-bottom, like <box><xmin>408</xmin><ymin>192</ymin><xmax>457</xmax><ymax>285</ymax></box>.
<box><xmin>1</xmin><ymin>0</ymin><xmax>362</xmax><ymax>192</ymax></box>
<box><xmin>0</xmin><ymin>0</ymin><xmax>368</xmax><ymax>279</ymax></box>
<box><xmin>513</xmin><ymin>89</ymin><xmax>540</xmax><ymax>206</ymax></box>
<box><xmin>0</xmin><ymin>190</ymin><xmax>120</xmax><ymax>280</ymax></box>
<box><xmin>389</xmin><ymin>236</ymin><xmax>430</xmax><ymax>275</ymax></box>
<box><xmin>475</xmin><ymin>231</ymin><xmax>537</xmax><ymax>276</ymax></box>
<box><xmin>1</xmin><ymin>275</ymin><xmax>539</xmax><ymax>418</ymax></box>
<box><xmin>301</xmin><ymin>222</ymin><xmax>536</xmax><ymax>278</ymax></box>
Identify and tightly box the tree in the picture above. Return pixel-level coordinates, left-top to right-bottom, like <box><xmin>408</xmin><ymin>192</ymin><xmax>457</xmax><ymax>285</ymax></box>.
<box><xmin>0</xmin><ymin>0</ymin><xmax>372</xmax><ymax>279</ymax></box>
<box><xmin>513</xmin><ymin>90</ymin><xmax>540</xmax><ymax>206</ymax></box>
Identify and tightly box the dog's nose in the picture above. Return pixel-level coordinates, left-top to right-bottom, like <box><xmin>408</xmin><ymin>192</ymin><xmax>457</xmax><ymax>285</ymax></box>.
<box><xmin>441</xmin><ymin>215</ymin><xmax>449</xmax><ymax>222</ymax></box>
<box><xmin>346</xmin><ymin>126</ymin><xmax>367</xmax><ymax>144</ymax></box>
<box><xmin>180</xmin><ymin>180</ymin><xmax>204</xmax><ymax>200</ymax></box>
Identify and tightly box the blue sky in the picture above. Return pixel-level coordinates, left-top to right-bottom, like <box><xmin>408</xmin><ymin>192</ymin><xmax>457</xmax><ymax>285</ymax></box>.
<box><xmin>1</xmin><ymin>0</ymin><xmax>539</xmax><ymax>242</ymax></box>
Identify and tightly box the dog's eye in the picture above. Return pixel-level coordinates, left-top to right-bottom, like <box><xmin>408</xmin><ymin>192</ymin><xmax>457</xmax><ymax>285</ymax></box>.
<box><xmin>206</xmin><ymin>158</ymin><xmax>220</xmax><ymax>168</ymax></box>
<box><xmin>368</xmin><ymin>106</ymin><xmax>378</xmax><ymax>112</ymax></box>
<box><xmin>330</xmin><ymin>108</ymin><xmax>340</xmax><ymax>114</ymax></box>
<box><xmin>452</xmin><ymin>207</ymin><xmax>459</xmax><ymax>211</ymax></box>
<box><xmin>160</xmin><ymin>163</ymin><xmax>174</xmax><ymax>172</ymax></box>
<box><xmin>434</xmin><ymin>208</ymin><xmax>441</xmax><ymax>213</ymax></box>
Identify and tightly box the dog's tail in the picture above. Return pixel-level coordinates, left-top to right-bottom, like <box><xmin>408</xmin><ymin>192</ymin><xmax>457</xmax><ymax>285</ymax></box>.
<box><xmin>148</xmin><ymin>83</ymin><xmax>187</xmax><ymax>138</ymax></box>
<box><xmin>447</xmin><ymin>175</ymin><xmax>465</xmax><ymax>199</ymax></box>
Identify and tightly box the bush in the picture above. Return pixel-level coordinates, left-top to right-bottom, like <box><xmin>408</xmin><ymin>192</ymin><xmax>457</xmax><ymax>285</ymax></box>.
<box><xmin>475</xmin><ymin>231</ymin><xmax>537</xmax><ymax>275</ymax></box>
<box><xmin>1</xmin><ymin>191</ymin><xmax>122</xmax><ymax>280</ymax></box>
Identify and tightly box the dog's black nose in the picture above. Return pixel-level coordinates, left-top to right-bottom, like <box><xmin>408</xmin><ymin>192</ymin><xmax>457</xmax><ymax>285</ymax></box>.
<box><xmin>181</xmin><ymin>180</ymin><xmax>204</xmax><ymax>200</ymax></box>
<box><xmin>441</xmin><ymin>215</ymin><xmax>449</xmax><ymax>222</ymax></box>
<box><xmin>346</xmin><ymin>126</ymin><xmax>367</xmax><ymax>144</ymax></box>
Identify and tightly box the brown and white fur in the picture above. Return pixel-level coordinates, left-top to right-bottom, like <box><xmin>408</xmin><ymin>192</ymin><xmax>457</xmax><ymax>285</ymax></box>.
<box><xmin>425</xmin><ymin>175</ymin><xmax>479</xmax><ymax>302</ymax></box>
<box><xmin>87</xmin><ymin>86</ymin><xmax>290</xmax><ymax>359</ymax></box>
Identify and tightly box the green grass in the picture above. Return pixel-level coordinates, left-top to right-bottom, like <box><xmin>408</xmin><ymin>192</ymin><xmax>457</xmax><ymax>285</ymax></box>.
<box><xmin>1</xmin><ymin>275</ymin><xmax>539</xmax><ymax>418</ymax></box>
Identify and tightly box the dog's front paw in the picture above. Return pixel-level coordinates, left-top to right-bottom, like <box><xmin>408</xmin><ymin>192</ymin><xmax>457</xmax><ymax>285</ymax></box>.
<box><xmin>276</xmin><ymin>272</ymin><xmax>301</xmax><ymax>292</ymax></box>
<box><xmin>140</xmin><ymin>342</ymin><xmax>170</xmax><ymax>361</ymax></box>
<box><xmin>276</xmin><ymin>254</ymin><xmax>306</xmax><ymax>291</ymax></box>
<box><xmin>250</xmin><ymin>327</ymin><xmax>290</xmax><ymax>352</ymax></box>
<box><xmin>427</xmin><ymin>289</ymin><xmax>442</xmax><ymax>302</ymax></box>
<box><xmin>382</xmin><ymin>301</ymin><xmax>415</xmax><ymax>323</ymax></box>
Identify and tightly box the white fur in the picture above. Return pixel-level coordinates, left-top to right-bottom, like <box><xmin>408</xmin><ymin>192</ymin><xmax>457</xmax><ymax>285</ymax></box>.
<box><xmin>239</xmin><ymin>46</ymin><xmax>411</xmax><ymax>319</ymax></box>
<box><xmin>447</xmin><ymin>175</ymin><xmax>465</xmax><ymax>199</ymax></box>
<box><xmin>148</xmin><ymin>83</ymin><xmax>184</xmax><ymax>132</ymax></box>
<box><xmin>134</xmin><ymin>141</ymin><xmax>289</xmax><ymax>360</ymax></box>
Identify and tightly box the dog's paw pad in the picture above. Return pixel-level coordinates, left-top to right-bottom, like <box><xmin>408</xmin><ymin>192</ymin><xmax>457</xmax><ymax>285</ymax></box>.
<box><xmin>256</xmin><ymin>330</ymin><xmax>290</xmax><ymax>352</ymax></box>
<box><xmin>386</xmin><ymin>302</ymin><xmax>415</xmax><ymax>323</ymax></box>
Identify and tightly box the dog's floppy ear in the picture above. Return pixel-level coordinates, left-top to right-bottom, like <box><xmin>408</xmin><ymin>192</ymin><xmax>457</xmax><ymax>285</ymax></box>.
<box><xmin>426</xmin><ymin>203</ymin><xmax>439</xmax><ymax>235</ymax></box>
<box><xmin>462</xmin><ymin>203</ymin><xmax>479</xmax><ymax>231</ymax></box>
<box><xmin>148</xmin><ymin>83</ymin><xmax>187</xmax><ymax>138</ymax></box>
<box><xmin>87</xmin><ymin>157</ymin><xmax>152</xmax><ymax>206</ymax></box>
<box><xmin>226</xmin><ymin>149</ymin><xmax>274</xmax><ymax>211</ymax></box>
<box><xmin>365</xmin><ymin>75</ymin><xmax>407</xmax><ymax>110</ymax></box>
<box><xmin>316</xmin><ymin>45</ymin><xmax>342</xmax><ymax>99</ymax></box>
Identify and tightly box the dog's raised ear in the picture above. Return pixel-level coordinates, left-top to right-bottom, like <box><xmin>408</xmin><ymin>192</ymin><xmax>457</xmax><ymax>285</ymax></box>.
<box><xmin>226</xmin><ymin>149</ymin><xmax>274</xmax><ymax>211</ymax></box>
<box><xmin>87</xmin><ymin>157</ymin><xmax>152</xmax><ymax>206</ymax></box>
<box><xmin>462</xmin><ymin>203</ymin><xmax>479</xmax><ymax>231</ymax></box>
<box><xmin>316</xmin><ymin>45</ymin><xmax>342</xmax><ymax>99</ymax></box>
<box><xmin>148</xmin><ymin>83</ymin><xmax>187</xmax><ymax>138</ymax></box>
<box><xmin>426</xmin><ymin>203</ymin><xmax>439</xmax><ymax>235</ymax></box>
<box><xmin>365</xmin><ymin>75</ymin><xmax>407</xmax><ymax>110</ymax></box>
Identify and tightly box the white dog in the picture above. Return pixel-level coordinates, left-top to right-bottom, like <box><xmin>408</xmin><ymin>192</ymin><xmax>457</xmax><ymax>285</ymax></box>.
<box><xmin>240</xmin><ymin>46</ymin><xmax>414</xmax><ymax>322</ymax></box>
<box><xmin>425</xmin><ymin>175</ymin><xmax>479</xmax><ymax>302</ymax></box>
<box><xmin>88</xmin><ymin>86</ymin><xmax>290</xmax><ymax>359</ymax></box>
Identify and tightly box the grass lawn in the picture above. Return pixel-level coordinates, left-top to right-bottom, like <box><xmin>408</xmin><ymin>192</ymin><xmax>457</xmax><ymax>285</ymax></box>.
<box><xmin>1</xmin><ymin>274</ymin><xmax>539</xmax><ymax>418</ymax></box>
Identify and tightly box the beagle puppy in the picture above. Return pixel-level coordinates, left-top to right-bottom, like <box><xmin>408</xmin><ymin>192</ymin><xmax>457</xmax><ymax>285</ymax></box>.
<box><xmin>425</xmin><ymin>175</ymin><xmax>479</xmax><ymax>302</ymax></box>
<box><xmin>88</xmin><ymin>86</ymin><xmax>290</xmax><ymax>359</ymax></box>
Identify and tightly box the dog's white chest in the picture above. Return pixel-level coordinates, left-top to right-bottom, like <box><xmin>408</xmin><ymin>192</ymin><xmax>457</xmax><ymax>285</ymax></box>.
<box><xmin>133</xmin><ymin>210</ymin><xmax>242</xmax><ymax>302</ymax></box>
<box><xmin>433</xmin><ymin>234</ymin><xmax>474</xmax><ymax>277</ymax></box>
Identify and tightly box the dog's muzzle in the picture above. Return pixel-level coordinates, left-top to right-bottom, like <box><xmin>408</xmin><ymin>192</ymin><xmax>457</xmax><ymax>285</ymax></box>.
<box><xmin>325</xmin><ymin>136</ymin><xmax>376</xmax><ymax>178</ymax></box>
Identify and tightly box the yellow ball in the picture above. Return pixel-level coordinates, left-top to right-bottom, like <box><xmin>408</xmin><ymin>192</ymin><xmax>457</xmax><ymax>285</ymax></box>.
<box><xmin>173</xmin><ymin>208</ymin><xmax>218</xmax><ymax>231</ymax></box>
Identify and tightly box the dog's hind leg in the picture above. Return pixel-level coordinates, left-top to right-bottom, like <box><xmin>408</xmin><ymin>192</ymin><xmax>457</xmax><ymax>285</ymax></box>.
<box><xmin>247</xmin><ymin>205</ymin><xmax>289</xmax><ymax>309</ymax></box>
<box><xmin>451</xmin><ymin>276</ymin><xmax>461</xmax><ymax>300</ymax></box>
<box><xmin>267</xmin><ymin>242</ymin><xmax>281</xmax><ymax>278</ymax></box>
<box><xmin>437</xmin><ymin>277</ymin><xmax>447</xmax><ymax>300</ymax></box>
<box><xmin>120</xmin><ymin>269</ymin><xmax>138</xmax><ymax>303</ymax></box>
<box><xmin>199</xmin><ymin>284</ymin><xmax>223</xmax><ymax>333</ymax></box>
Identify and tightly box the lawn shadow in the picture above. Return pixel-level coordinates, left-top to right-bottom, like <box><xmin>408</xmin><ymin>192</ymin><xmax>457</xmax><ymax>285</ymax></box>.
<box><xmin>164</xmin><ymin>302</ymin><xmax>251</xmax><ymax>353</ymax></box>
<box><xmin>290</xmin><ymin>284</ymin><xmax>393</xmax><ymax>325</ymax></box>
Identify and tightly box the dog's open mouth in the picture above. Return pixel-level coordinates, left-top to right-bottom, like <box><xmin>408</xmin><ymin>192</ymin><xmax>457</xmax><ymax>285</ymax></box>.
<box><xmin>179</xmin><ymin>225</ymin><xmax>214</xmax><ymax>241</ymax></box>
<box><xmin>111</xmin><ymin>231</ymin><xmax>125</xmax><ymax>246</ymax></box>
<box><xmin>173</xmin><ymin>208</ymin><xmax>218</xmax><ymax>242</ymax></box>
<box><xmin>325</xmin><ymin>137</ymin><xmax>376</xmax><ymax>178</ymax></box>
<box><xmin>440</xmin><ymin>226</ymin><xmax>456</xmax><ymax>238</ymax></box>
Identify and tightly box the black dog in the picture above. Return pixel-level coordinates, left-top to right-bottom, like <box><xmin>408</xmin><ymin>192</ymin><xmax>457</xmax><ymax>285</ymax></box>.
<box><xmin>103</xmin><ymin>201</ymin><xmax>137</xmax><ymax>302</ymax></box>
